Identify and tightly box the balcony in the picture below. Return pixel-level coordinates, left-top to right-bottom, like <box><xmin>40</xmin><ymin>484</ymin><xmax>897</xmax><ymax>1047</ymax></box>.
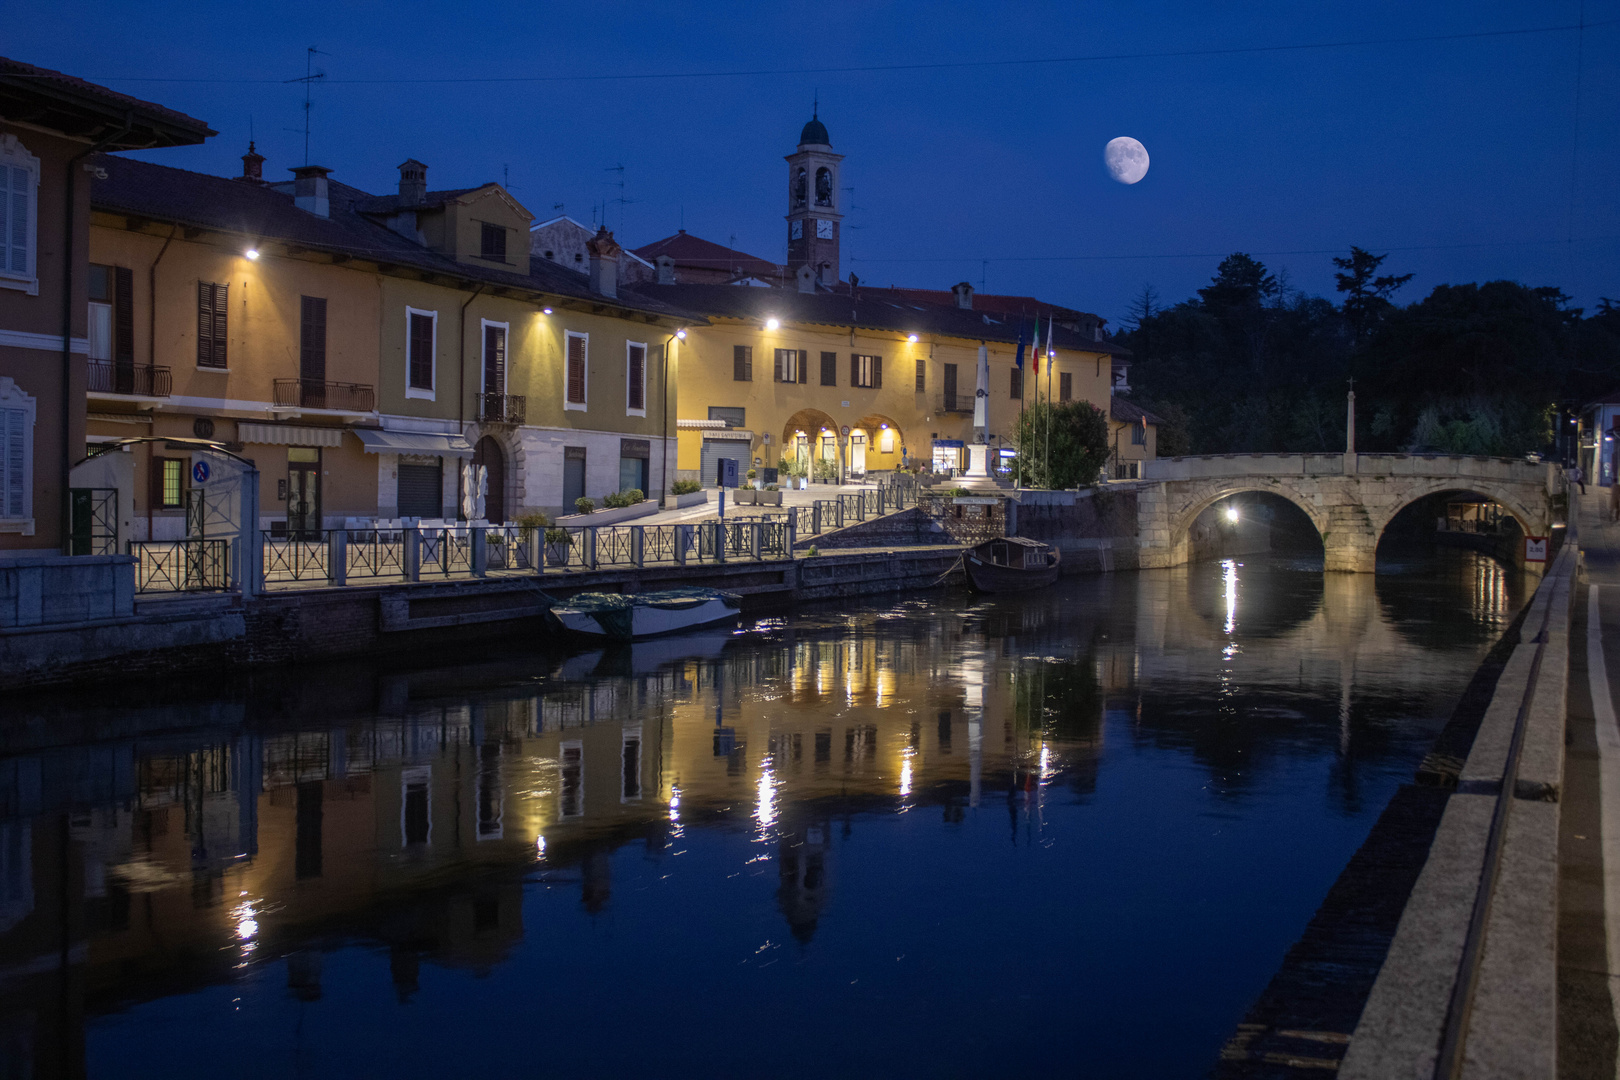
<box><xmin>478</xmin><ymin>393</ymin><xmax>526</xmax><ymax>425</ymax></box>
<box><xmin>88</xmin><ymin>360</ymin><xmax>170</xmax><ymax>398</ymax></box>
<box><xmin>937</xmin><ymin>392</ymin><xmax>975</xmax><ymax>415</ymax></box>
<box><xmin>273</xmin><ymin>379</ymin><xmax>376</xmax><ymax>413</ymax></box>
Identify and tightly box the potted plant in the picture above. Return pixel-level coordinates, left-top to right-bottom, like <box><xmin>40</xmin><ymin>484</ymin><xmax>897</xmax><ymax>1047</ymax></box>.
<box><xmin>574</xmin><ymin>496</ymin><xmax>596</xmax><ymax>515</ymax></box>
<box><xmin>672</xmin><ymin>479</ymin><xmax>701</xmax><ymax>496</ymax></box>
<box><xmin>734</xmin><ymin>486</ymin><xmax>757</xmax><ymax>505</ymax></box>
<box><xmin>544</xmin><ymin>526</ymin><xmax>572</xmax><ymax>566</ymax></box>
<box><xmin>759</xmin><ymin>484</ymin><xmax>782</xmax><ymax>506</ymax></box>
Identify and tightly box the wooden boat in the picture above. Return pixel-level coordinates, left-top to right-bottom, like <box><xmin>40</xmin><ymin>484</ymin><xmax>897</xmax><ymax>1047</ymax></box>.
<box><xmin>963</xmin><ymin>536</ymin><xmax>1061</xmax><ymax>593</ymax></box>
<box><xmin>551</xmin><ymin>587</ymin><xmax>742</xmax><ymax>641</ymax></box>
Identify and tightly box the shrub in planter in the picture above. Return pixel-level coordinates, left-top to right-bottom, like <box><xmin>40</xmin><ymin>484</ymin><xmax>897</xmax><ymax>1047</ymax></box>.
<box><xmin>602</xmin><ymin>491</ymin><xmax>627</xmax><ymax>509</ymax></box>
<box><xmin>543</xmin><ymin>527</ymin><xmax>572</xmax><ymax>565</ymax></box>
<box><xmin>574</xmin><ymin>496</ymin><xmax>596</xmax><ymax>515</ymax></box>
<box><xmin>949</xmin><ymin>487</ymin><xmax>972</xmax><ymax>497</ymax></box>
<box><xmin>672</xmin><ymin>479</ymin><xmax>701</xmax><ymax>496</ymax></box>
<box><xmin>746</xmin><ymin>469</ymin><xmax>757</xmax><ymax>480</ymax></box>
<box><xmin>764</xmin><ymin>484</ymin><xmax>779</xmax><ymax>491</ymax></box>
<box><xmin>516</xmin><ymin>510</ymin><xmax>550</xmax><ymax>541</ymax></box>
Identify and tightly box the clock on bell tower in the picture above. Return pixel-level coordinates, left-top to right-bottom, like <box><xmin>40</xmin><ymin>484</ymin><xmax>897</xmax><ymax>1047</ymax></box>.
<box><xmin>785</xmin><ymin>106</ymin><xmax>844</xmax><ymax>286</ymax></box>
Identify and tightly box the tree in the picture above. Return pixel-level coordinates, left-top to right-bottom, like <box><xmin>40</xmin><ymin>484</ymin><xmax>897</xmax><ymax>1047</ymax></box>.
<box><xmin>1333</xmin><ymin>246</ymin><xmax>1413</xmax><ymax>346</ymax></box>
<box><xmin>1011</xmin><ymin>401</ymin><xmax>1110</xmax><ymax>489</ymax></box>
<box><xmin>1197</xmin><ymin>253</ymin><xmax>1281</xmax><ymax>373</ymax></box>
<box><xmin>1126</xmin><ymin>283</ymin><xmax>1160</xmax><ymax>330</ymax></box>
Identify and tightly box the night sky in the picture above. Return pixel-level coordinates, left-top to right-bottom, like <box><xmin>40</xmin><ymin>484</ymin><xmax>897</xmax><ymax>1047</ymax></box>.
<box><xmin>15</xmin><ymin>1</ymin><xmax>1617</xmax><ymax>325</ymax></box>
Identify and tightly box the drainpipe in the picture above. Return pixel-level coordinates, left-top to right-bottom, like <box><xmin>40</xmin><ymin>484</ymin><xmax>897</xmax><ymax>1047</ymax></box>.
<box><xmin>661</xmin><ymin>330</ymin><xmax>681</xmax><ymax>506</ymax></box>
<box><xmin>458</xmin><ymin>285</ymin><xmax>484</xmax><ymax>427</ymax></box>
<box><xmin>62</xmin><ymin>114</ymin><xmax>134</xmax><ymax>552</ymax></box>
<box><xmin>455</xmin><ymin>285</ymin><xmax>484</xmax><ymax>520</ymax></box>
<box><xmin>144</xmin><ymin>225</ymin><xmax>177</xmax><ymax>541</ymax></box>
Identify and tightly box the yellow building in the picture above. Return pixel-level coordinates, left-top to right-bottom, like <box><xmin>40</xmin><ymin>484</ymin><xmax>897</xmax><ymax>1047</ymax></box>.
<box><xmin>85</xmin><ymin>148</ymin><xmax>693</xmax><ymax>540</ymax></box>
<box><xmin>648</xmin><ymin>281</ymin><xmax>1129</xmax><ymax>484</ymax></box>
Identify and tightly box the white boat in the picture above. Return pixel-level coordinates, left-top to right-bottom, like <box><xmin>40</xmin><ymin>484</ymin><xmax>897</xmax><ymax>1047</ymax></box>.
<box><xmin>551</xmin><ymin>588</ymin><xmax>742</xmax><ymax>641</ymax></box>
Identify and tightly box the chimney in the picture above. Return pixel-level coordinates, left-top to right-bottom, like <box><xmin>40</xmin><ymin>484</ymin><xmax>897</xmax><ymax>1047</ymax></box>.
<box><xmin>291</xmin><ymin>165</ymin><xmax>331</xmax><ymax>218</ymax></box>
<box><xmin>951</xmin><ymin>281</ymin><xmax>974</xmax><ymax>310</ymax></box>
<box><xmin>796</xmin><ymin>264</ymin><xmax>816</xmax><ymax>294</ymax></box>
<box><xmin>237</xmin><ymin>142</ymin><xmax>265</xmax><ymax>185</ymax></box>
<box><xmin>656</xmin><ymin>254</ymin><xmax>676</xmax><ymax>285</ymax></box>
<box><xmin>397</xmin><ymin>159</ymin><xmax>427</xmax><ymax>205</ymax></box>
<box><xmin>586</xmin><ymin>227</ymin><xmax>621</xmax><ymax>298</ymax></box>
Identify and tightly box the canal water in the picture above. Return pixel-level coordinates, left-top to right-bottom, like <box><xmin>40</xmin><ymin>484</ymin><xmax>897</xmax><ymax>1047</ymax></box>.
<box><xmin>0</xmin><ymin>551</ymin><xmax>1523</xmax><ymax>1078</ymax></box>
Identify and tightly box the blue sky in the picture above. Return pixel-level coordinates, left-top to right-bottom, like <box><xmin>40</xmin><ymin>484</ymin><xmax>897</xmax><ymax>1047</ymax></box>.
<box><xmin>16</xmin><ymin>0</ymin><xmax>1617</xmax><ymax>324</ymax></box>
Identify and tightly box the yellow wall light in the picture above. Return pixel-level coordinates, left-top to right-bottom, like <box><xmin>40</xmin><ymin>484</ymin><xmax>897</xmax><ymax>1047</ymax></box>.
<box><xmin>244</xmin><ymin>248</ymin><xmax>260</xmax><ymax>260</ymax></box>
<box><xmin>765</xmin><ymin>317</ymin><xmax>780</xmax><ymax>331</ymax></box>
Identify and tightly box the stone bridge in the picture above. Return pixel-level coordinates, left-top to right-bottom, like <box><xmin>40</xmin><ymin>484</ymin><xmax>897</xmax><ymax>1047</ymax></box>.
<box><xmin>1136</xmin><ymin>452</ymin><xmax>1559</xmax><ymax>572</ymax></box>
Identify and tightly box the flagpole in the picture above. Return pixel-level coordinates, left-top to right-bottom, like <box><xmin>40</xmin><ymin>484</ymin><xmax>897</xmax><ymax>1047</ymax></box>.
<box><xmin>1044</xmin><ymin>316</ymin><xmax>1052</xmax><ymax>488</ymax></box>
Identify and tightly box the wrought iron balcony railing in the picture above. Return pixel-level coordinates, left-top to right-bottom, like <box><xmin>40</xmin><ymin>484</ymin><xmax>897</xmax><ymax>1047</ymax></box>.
<box><xmin>273</xmin><ymin>379</ymin><xmax>376</xmax><ymax>412</ymax></box>
<box><xmin>937</xmin><ymin>392</ymin><xmax>976</xmax><ymax>415</ymax></box>
<box><xmin>478</xmin><ymin>393</ymin><xmax>526</xmax><ymax>425</ymax></box>
<box><xmin>88</xmin><ymin>360</ymin><xmax>171</xmax><ymax>397</ymax></box>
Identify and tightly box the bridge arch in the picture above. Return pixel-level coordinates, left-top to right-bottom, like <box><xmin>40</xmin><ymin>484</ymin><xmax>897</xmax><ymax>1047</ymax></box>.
<box><xmin>1167</xmin><ymin>483</ymin><xmax>1331</xmax><ymax>567</ymax></box>
<box><xmin>1369</xmin><ymin>479</ymin><xmax>1542</xmax><ymax>540</ymax></box>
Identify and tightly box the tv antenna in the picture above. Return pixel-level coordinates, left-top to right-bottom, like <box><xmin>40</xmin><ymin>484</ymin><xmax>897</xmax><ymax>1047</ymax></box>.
<box><xmin>283</xmin><ymin>47</ymin><xmax>328</xmax><ymax>165</ymax></box>
<box><xmin>605</xmin><ymin>163</ymin><xmax>635</xmax><ymax>234</ymax></box>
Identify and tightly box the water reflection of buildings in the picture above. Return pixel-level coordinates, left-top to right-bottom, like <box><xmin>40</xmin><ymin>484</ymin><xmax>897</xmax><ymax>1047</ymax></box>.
<box><xmin>1</xmin><ymin>558</ymin><xmax>1519</xmax><ymax>1074</ymax></box>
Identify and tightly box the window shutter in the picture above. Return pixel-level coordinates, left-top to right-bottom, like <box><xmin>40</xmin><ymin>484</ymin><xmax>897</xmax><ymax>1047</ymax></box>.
<box><xmin>0</xmin><ymin>167</ymin><xmax>9</xmax><ymax>273</ymax></box>
<box><xmin>409</xmin><ymin>313</ymin><xmax>434</xmax><ymax>390</ymax></box>
<box><xmin>567</xmin><ymin>335</ymin><xmax>586</xmax><ymax>403</ymax></box>
<box><xmin>113</xmin><ymin>267</ymin><xmax>134</xmax><ymax>363</ymax></box>
<box><xmin>484</xmin><ymin>324</ymin><xmax>505</xmax><ymax>394</ymax></box>
<box><xmin>798</xmin><ymin>350</ymin><xmax>808</xmax><ymax>384</ymax></box>
<box><xmin>873</xmin><ymin>356</ymin><xmax>882</xmax><ymax>389</ymax></box>
<box><xmin>850</xmin><ymin>354</ymin><xmax>858</xmax><ymax>385</ymax></box>
<box><xmin>628</xmin><ymin>345</ymin><xmax>645</xmax><ymax>410</ymax></box>
<box><xmin>774</xmin><ymin>348</ymin><xmax>784</xmax><ymax>383</ymax></box>
<box><xmin>915</xmin><ymin>359</ymin><xmax>925</xmax><ymax>393</ymax></box>
<box><xmin>300</xmin><ymin>296</ymin><xmax>327</xmax><ymax>382</ymax></box>
<box><xmin>197</xmin><ymin>283</ymin><xmax>212</xmax><ymax>367</ymax></box>
<box><xmin>213</xmin><ymin>283</ymin><xmax>229</xmax><ymax>368</ymax></box>
<box><xmin>148</xmin><ymin>456</ymin><xmax>166</xmax><ymax>514</ymax></box>
<box><xmin>3</xmin><ymin>409</ymin><xmax>23</xmax><ymax>518</ymax></box>
<box><xmin>733</xmin><ymin>345</ymin><xmax>752</xmax><ymax>382</ymax></box>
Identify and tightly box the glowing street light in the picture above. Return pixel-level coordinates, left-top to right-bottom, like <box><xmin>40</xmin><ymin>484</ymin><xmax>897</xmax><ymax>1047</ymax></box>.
<box><xmin>244</xmin><ymin>248</ymin><xmax>260</xmax><ymax>260</ymax></box>
<box><xmin>765</xmin><ymin>317</ymin><xmax>781</xmax><ymax>331</ymax></box>
<box><xmin>676</xmin><ymin>328</ymin><xmax>687</xmax><ymax>340</ymax></box>
<box><xmin>542</xmin><ymin>306</ymin><xmax>553</xmax><ymax>315</ymax></box>
<box><xmin>1225</xmin><ymin>506</ymin><xmax>1241</xmax><ymax>523</ymax></box>
<box><xmin>907</xmin><ymin>333</ymin><xmax>919</xmax><ymax>343</ymax></box>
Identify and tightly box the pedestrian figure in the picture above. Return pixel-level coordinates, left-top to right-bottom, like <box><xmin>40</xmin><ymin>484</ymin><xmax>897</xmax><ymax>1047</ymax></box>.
<box><xmin>1572</xmin><ymin>465</ymin><xmax>1586</xmax><ymax>495</ymax></box>
<box><xmin>1609</xmin><ymin>478</ymin><xmax>1619</xmax><ymax>523</ymax></box>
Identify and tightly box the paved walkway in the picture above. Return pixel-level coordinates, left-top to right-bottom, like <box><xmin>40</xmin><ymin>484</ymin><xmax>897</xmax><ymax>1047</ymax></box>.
<box><xmin>1561</xmin><ymin>492</ymin><xmax>1620</xmax><ymax>1077</ymax></box>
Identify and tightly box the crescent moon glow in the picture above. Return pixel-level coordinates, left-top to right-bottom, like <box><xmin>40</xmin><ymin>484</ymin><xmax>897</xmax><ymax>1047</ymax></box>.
<box><xmin>1105</xmin><ymin>137</ymin><xmax>1149</xmax><ymax>185</ymax></box>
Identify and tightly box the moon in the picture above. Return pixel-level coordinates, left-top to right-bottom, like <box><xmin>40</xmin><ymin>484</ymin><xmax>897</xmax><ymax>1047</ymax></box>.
<box><xmin>1105</xmin><ymin>137</ymin><xmax>1149</xmax><ymax>184</ymax></box>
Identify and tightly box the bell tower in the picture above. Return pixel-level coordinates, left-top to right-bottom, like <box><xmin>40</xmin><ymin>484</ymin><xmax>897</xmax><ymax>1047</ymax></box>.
<box><xmin>785</xmin><ymin>105</ymin><xmax>844</xmax><ymax>286</ymax></box>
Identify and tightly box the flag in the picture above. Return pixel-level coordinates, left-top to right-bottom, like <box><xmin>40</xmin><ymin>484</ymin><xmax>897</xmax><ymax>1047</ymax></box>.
<box><xmin>1031</xmin><ymin>318</ymin><xmax>1040</xmax><ymax>376</ymax></box>
<box><xmin>1014</xmin><ymin>322</ymin><xmax>1027</xmax><ymax>370</ymax></box>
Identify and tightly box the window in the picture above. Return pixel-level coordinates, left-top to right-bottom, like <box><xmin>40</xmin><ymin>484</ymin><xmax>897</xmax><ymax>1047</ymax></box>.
<box><xmin>850</xmin><ymin>354</ymin><xmax>882</xmax><ymax>389</ymax></box>
<box><xmin>620</xmin><ymin>439</ymin><xmax>650</xmax><ymax>493</ymax></box>
<box><xmin>915</xmin><ymin>358</ymin><xmax>925</xmax><ymax>394</ymax></box>
<box><xmin>0</xmin><ymin>380</ymin><xmax>36</xmax><ymax>530</ymax></box>
<box><xmin>565</xmin><ymin>331</ymin><xmax>588</xmax><ymax>409</ymax></box>
<box><xmin>0</xmin><ymin>135</ymin><xmax>39</xmax><ymax>294</ymax></box>
<box><xmin>709</xmin><ymin>406</ymin><xmax>745</xmax><ymax>428</ymax></box>
<box><xmin>1011</xmin><ymin>367</ymin><xmax>1023</xmax><ymax>399</ymax></box>
<box><xmin>152</xmin><ymin>457</ymin><xmax>185</xmax><ymax>510</ymax></box>
<box><xmin>626</xmin><ymin>341</ymin><xmax>647</xmax><ymax>415</ymax></box>
<box><xmin>943</xmin><ymin>364</ymin><xmax>959</xmax><ymax>411</ymax></box>
<box><xmin>197</xmin><ymin>282</ymin><xmax>228</xmax><ymax>369</ymax></box>
<box><xmin>1059</xmin><ymin>372</ymin><xmax>1072</xmax><ymax>402</ymax></box>
<box><xmin>733</xmin><ymin>345</ymin><xmax>753</xmax><ymax>382</ymax></box>
<box><xmin>480</xmin><ymin>222</ymin><xmax>507</xmax><ymax>262</ymax></box>
<box><xmin>820</xmin><ymin>351</ymin><xmax>837</xmax><ymax>387</ymax></box>
<box><xmin>406</xmin><ymin>308</ymin><xmax>435</xmax><ymax>398</ymax></box>
<box><xmin>401</xmin><ymin>766</ymin><xmax>432</xmax><ymax>847</ymax></box>
<box><xmin>87</xmin><ymin>265</ymin><xmax>112</xmax><ymax>361</ymax></box>
<box><xmin>1132</xmin><ymin>420</ymin><xmax>1147</xmax><ymax>446</ymax></box>
<box><xmin>774</xmin><ymin>348</ymin><xmax>805</xmax><ymax>384</ymax></box>
<box><xmin>482</xmin><ymin>321</ymin><xmax>507</xmax><ymax>395</ymax></box>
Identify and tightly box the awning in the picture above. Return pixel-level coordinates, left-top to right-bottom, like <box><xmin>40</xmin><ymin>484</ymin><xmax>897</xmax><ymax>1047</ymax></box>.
<box><xmin>352</xmin><ymin>429</ymin><xmax>474</xmax><ymax>458</ymax></box>
<box><xmin>238</xmin><ymin>423</ymin><xmax>345</xmax><ymax>447</ymax></box>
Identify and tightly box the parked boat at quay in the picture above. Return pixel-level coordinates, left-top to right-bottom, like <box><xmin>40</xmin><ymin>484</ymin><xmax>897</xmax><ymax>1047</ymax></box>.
<box><xmin>964</xmin><ymin>536</ymin><xmax>1061</xmax><ymax>592</ymax></box>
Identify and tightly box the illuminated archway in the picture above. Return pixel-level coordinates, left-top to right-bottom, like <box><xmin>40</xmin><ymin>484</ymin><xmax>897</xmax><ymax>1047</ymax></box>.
<box><xmin>851</xmin><ymin>414</ymin><xmax>905</xmax><ymax>477</ymax></box>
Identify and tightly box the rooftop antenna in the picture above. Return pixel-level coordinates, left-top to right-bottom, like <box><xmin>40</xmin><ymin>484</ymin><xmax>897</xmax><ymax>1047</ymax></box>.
<box><xmin>605</xmin><ymin>163</ymin><xmax>634</xmax><ymax>234</ymax></box>
<box><xmin>283</xmin><ymin>46</ymin><xmax>328</xmax><ymax>165</ymax></box>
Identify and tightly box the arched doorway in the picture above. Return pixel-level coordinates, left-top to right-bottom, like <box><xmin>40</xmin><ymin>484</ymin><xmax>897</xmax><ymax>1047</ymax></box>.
<box><xmin>473</xmin><ymin>436</ymin><xmax>506</xmax><ymax>523</ymax></box>
<box><xmin>853</xmin><ymin>415</ymin><xmax>904</xmax><ymax>477</ymax></box>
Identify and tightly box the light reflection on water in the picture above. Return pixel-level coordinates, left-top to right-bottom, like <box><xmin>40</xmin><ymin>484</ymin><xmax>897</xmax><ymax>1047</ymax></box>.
<box><xmin>0</xmin><ymin>550</ymin><xmax>1526</xmax><ymax>1079</ymax></box>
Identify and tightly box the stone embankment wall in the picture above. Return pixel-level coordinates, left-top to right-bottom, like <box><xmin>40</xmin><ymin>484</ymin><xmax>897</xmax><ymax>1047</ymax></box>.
<box><xmin>1</xmin><ymin>547</ymin><xmax>965</xmax><ymax>691</ymax></box>
<box><xmin>793</xmin><ymin>507</ymin><xmax>942</xmax><ymax>550</ymax></box>
<box><xmin>1010</xmin><ymin>486</ymin><xmax>1143</xmax><ymax>573</ymax></box>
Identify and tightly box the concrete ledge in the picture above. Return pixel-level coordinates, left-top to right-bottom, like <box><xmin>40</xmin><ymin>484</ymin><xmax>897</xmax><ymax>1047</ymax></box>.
<box><xmin>554</xmin><ymin>500</ymin><xmax>659</xmax><ymax>527</ymax></box>
<box><xmin>1341</xmin><ymin>541</ymin><xmax>1577</xmax><ymax>1075</ymax></box>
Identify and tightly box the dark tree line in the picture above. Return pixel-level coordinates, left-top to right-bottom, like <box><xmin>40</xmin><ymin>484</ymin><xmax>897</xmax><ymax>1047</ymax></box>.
<box><xmin>1114</xmin><ymin>249</ymin><xmax>1620</xmax><ymax>458</ymax></box>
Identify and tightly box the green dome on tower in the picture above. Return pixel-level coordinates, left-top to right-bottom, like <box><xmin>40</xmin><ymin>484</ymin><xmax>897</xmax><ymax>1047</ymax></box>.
<box><xmin>799</xmin><ymin>113</ymin><xmax>830</xmax><ymax>147</ymax></box>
